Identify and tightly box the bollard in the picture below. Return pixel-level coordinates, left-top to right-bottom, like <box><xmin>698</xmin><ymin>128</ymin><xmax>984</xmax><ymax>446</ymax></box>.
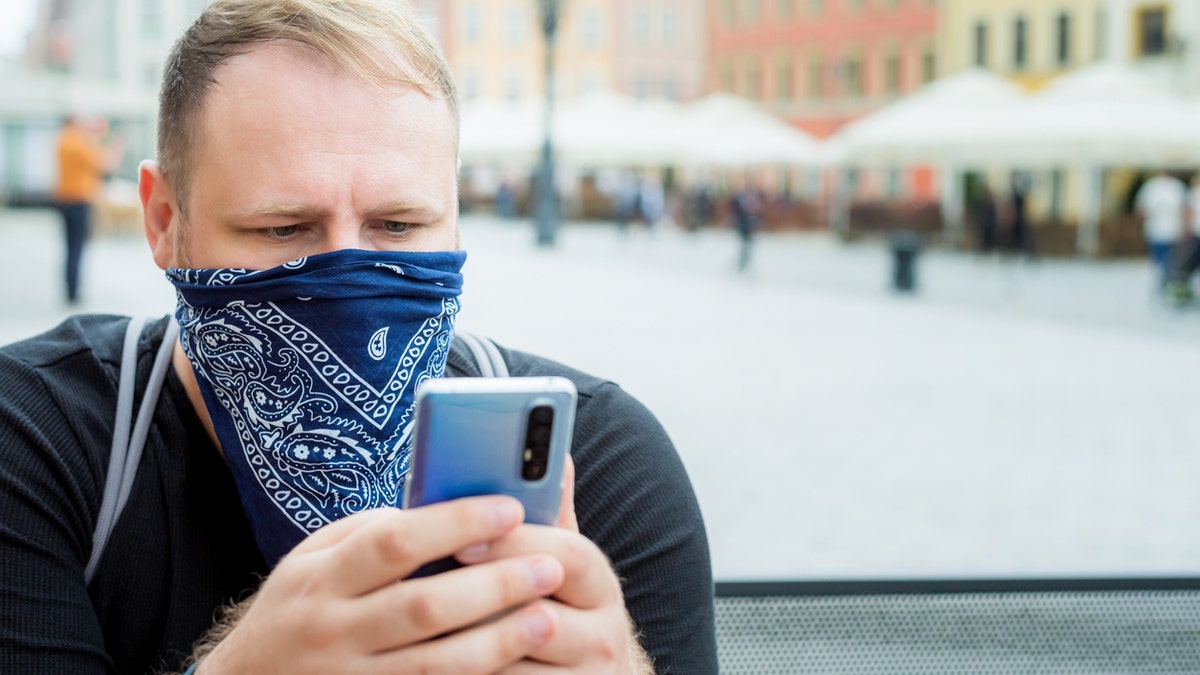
<box><xmin>890</xmin><ymin>229</ymin><xmax>921</xmax><ymax>293</ymax></box>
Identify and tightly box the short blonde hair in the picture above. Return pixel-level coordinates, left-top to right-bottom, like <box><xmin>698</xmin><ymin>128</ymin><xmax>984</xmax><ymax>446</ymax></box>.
<box><xmin>158</xmin><ymin>0</ymin><xmax>458</xmax><ymax>215</ymax></box>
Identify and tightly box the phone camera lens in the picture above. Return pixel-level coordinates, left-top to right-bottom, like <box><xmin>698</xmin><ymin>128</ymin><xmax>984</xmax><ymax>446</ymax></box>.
<box><xmin>531</xmin><ymin>406</ymin><xmax>554</xmax><ymax>425</ymax></box>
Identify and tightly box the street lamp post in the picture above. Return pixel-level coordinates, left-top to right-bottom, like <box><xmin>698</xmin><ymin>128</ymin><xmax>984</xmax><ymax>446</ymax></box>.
<box><xmin>535</xmin><ymin>0</ymin><xmax>562</xmax><ymax>247</ymax></box>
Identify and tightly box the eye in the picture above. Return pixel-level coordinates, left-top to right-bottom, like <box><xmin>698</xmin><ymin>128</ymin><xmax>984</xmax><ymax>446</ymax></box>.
<box><xmin>382</xmin><ymin>221</ymin><xmax>412</xmax><ymax>234</ymax></box>
<box><xmin>270</xmin><ymin>225</ymin><xmax>300</xmax><ymax>238</ymax></box>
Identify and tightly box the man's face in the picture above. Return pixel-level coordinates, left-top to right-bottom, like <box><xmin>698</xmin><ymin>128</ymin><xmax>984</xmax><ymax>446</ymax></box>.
<box><xmin>175</xmin><ymin>41</ymin><xmax>459</xmax><ymax>270</ymax></box>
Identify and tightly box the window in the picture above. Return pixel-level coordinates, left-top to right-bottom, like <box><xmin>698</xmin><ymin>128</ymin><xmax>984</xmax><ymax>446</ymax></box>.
<box><xmin>463</xmin><ymin>70</ymin><xmax>481</xmax><ymax>101</ymax></box>
<box><xmin>635</xmin><ymin>76</ymin><xmax>651</xmax><ymax>99</ymax></box>
<box><xmin>1056</xmin><ymin>12</ymin><xmax>1072</xmax><ymax>66</ymax></box>
<box><xmin>777</xmin><ymin>0</ymin><xmax>794</xmax><ymax>19</ymax></box>
<box><xmin>141</xmin><ymin>0</ymin><xmax>162</xmax><ymax>38</ymax></box>
<box><xmin>463</xmin><ymin>4</ymin><xmax>483</xmax><ymax>44</ymax></box>
<box><xmin>808</xmin><ymin>52</ymin><xmax>823</xmax><ymax>98</ymax></box>
<box><xmin>1095</xmin><ymin>8</ymin><xmax>1107</xmax><ymax>60</ymax></box>
<box><xmin>776</xmin><ymin>54</ymin><xmax>793</xmax><ymax>101</ymax></box>
<box><xmin>842</xmin><ymin>51</ymin><xmax>863</xmax><ymax>97</ymax></box>
<box><xmin>809</xmin><ymin>0</ymin><xmax>823</xmax><ymax>15</ymax></box>
<box><xmin>846</xmin><ymin>0</ymin><xmax>863</xmax><ymax>13</ymax></box>
<box><xmin>505</xmin><ymin>72</ymin><xmax>523</xmax><ymax>101</ymax></box>
<box><xmin>746</xmin><ymin>0</ymin><xmax>762</xmax><ymax>24</ymax></box>
<box><xmin>921</xmin><ymin>41</ymin><xmax>936</xmax><ymax>83</ymax></box>
<box><xmin>635</xmin><ymin>8</ymin><xmax>651</xmax><ymax>45</ymax></box>
<box><xmin>663</xmin><ymin>9</ymin><xmax>680</xmax><ymax>45</ymax></box>
<box><xmin>581</xmin><ymin>10</ymin><xmax>602</xmax><ymax>49</ymax></box>
<box><xmin>662</xmin><ymin>78</ymin><xmax>679</xmax><ymax>100</ymax></box>
<box><xmin>746</xmin><ymin>58</ymin><xmax>761</xmax><ymax>99</ymax></box>
<box><xmin>973</xmin><ymin>21</ymin><xmax>988</xmax><ymax>67</ymax></box>
<box><xmin>1137</xmin><ymin>7</ymin><xmax>1168</xmax><ymax>57</ymax></box>
<box><xmin>504</xmin><ymin>8</ymin><xmax>526</xmax><ymax>46</ymax></box>
<box><xmin>884</xmin><ymin>46</ymin><xmax>901</xmax><ymax>96</ymax></box>
<box><xmin>721</xmin><ymin>0</ymin><xmax>736</xmax><ymax>26</ymax></box>
<box><xmin>720</xmin><ymin>58</ymin><xmax>736</xmax><ymax>93</ymax></box>
<box><xmin>1013</xmin><ymin>16</ymin><xmax>1028</xmax><ymax>70</ymax></box>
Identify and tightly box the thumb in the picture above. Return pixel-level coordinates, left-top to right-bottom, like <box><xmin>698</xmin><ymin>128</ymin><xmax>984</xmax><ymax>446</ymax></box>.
<box><xmin>556</xmin><ymin>455</ymin><xmax>578</xmax><ymax>532</ymax></box>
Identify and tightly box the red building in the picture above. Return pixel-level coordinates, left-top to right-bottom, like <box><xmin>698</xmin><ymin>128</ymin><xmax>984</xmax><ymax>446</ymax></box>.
<box><xmin>708</xmin><ymin>0</ymin><xmax>939</xmax><ymax>139</ymax></box>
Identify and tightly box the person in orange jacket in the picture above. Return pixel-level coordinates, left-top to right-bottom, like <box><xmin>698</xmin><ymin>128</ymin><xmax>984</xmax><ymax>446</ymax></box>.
<box><xmin>53</xmin><ymin>116</ymin><xmax>116</xmax><ymax>304</ymax></box>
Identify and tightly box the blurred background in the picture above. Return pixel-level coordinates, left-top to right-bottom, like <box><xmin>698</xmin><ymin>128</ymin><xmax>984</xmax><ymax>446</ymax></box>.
<box><xmin>1</xmin><ymin>0</ymin><xmax>1199</xmax><ymax>583</ymax></box>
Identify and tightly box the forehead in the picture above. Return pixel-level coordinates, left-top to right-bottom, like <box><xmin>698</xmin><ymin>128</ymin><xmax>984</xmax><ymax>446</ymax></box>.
<box><xmin>203</xmin><ymin>41</ymin><xmax>455</xmax><ymax>143</ymax></box>
<box><xmin>185</xmin><ymin>41</ymin><xmax>457</xmax><ymax>212</ymax></box>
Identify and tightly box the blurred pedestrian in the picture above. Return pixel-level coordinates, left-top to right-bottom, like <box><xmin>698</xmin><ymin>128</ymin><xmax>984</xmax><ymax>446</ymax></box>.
<box><xmin>53</xmin><ymin>116</ymin><xmax>108</xmax><ymax>304</ymax></box>
<box><xmin>1134</xmin><ymin>170</ymin><xmax>1187</xmax><ymax>292</ymax></box>
<box><xmin>613</xmin><ymin>169</ymin><xmax>639</xmax><ymax>235</ymax></box>
<box><xmin>974</xmin><ymin>180</ymin><xmax>998</xmax><ymax>255</ymax></box>
<box><xmin>638</xmin><ymin>170</ymin><xmax>664</xmax><ymax>231</ymax></box>
<box><xmin>687</xmin><ymin>183</ymin><xmax>714</xmax><ymax>232</ymax></box>
<box><xmin>494</xmin><ymin>180</ymin><xmax>516</xmax><ymax>219</ymax></box>
<box><xmin>1165</xmin><ymin>174</ymin><xmax>1200</xmax><ymax>302</ymax></box>
<box><xmin>1008</xmin><ymin>171</ymin><xmax>1033</xmax><ymax>257</ymax></box>
<box><xmin>730</xmin><ymin>183</ymin><xmax>763</xmax><ymax>274</ymax></box>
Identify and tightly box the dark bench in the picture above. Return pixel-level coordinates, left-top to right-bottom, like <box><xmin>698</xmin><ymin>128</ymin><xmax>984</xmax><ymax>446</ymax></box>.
<box><xmin>714</xmin><ymin>578</ymin><xmax>1200</xmax><ymax>674</ymax></box>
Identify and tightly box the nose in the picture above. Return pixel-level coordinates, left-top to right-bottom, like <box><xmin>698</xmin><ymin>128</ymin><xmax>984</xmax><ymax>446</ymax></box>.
<box><xmin>315</xmin><ymin>218</ymin><xmax>369</xmax><ymax>254</ymax></box>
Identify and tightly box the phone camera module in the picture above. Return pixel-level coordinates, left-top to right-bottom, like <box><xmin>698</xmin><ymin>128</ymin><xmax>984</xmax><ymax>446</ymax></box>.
<box><xmin>522</xmin><ymin>406</ymin><xmax>555</xmax><ymax>481</ymax></box>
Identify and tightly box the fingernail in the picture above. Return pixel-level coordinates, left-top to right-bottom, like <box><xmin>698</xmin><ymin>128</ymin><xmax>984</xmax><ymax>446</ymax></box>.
<box><xmin>528</xmin><ymin>557</ymin><xmax>559</xmax><ymax>592</ymax></box>
<box><xmin>491</xmin><ymin>499</ymin><xmax>520</xmax><ymax>529</ymax></box>
<box><xmin>457</xmin><ymin>542</ymin><xmax>489</xmax><ymax>563</ymax></box>
<box><xmin>525</xmin><ymin>608</ymin><xmax>553</xmax><ymax>642</ymax></box>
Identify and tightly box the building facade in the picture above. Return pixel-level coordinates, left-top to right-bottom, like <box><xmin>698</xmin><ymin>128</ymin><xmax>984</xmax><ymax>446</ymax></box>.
<box><xmin>939</xmin><ymin>0</ymin><xmax>1107</xmax><ymax>90</ymax></box>
<box><xmin>441</xmin><ymin>0</ymin><xmax>615</xmax><ymax>103</ymax></box>
<box><xmin>610</xmin><ymin>0</ymin><xmax>707</xmax><ymax>101</ymax></box>
<box><xmin>707</xmin><ymin>0</ymin><xmax>940</xmax><ymax>139</ymax></box>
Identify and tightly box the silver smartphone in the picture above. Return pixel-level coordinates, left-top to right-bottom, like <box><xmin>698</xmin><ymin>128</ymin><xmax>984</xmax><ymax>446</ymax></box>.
<box><xmin>403</xmin><ymin>376</ymin><xmax>577</xmax><ymax>526</ymax></box>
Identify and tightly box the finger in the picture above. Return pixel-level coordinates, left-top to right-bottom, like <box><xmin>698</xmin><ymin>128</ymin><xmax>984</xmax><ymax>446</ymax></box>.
<box><xmin>556</xmin><ymin>455</ymin><xmax>578</xmax><ymax>532</ymax></box>
<box><xmin>367</xmin><ymin>601</ymin><xmax>560</xmax><ymax>674</ymax></box>
<box><xmin>322</xmin><ymin>496</ymin><xmax>525</xmax><ymax>596</ymax></box>
<box><xmin>353</xmin><ymin>554</ymin><xmax>564</xmax><ymax>652</ymax></box>
<box><xmin>457</xmin><ymin>526</ymin><xmax>622</xmax><ymax>610</ymax></box>
<box><xmin>288</xmin><ymin>506</ymin><xmax>400</xmax><ymax>556</ymax></box>
<box><xmin>522</xmin><ymin>602</ymin><xmax>643</xmax><ymax>669</ymax></box>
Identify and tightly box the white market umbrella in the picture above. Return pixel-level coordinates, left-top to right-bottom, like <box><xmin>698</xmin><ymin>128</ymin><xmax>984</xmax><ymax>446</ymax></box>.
<box><xmin>832</xmin><ymin>68</ymin><xmax>1026</xmax><ymax>166</ymax></box>
<box><xmin>458</xmin><ymin>97</ymin><xmax>542</xmax><ymax>165</ymax></box>
<box><xmin>678</xmin><ymin>94</ymin><xmax>823</xmax><ymax>167</ymax></box>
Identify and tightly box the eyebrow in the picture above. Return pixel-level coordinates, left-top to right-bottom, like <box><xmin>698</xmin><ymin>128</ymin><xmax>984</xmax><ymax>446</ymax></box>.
<box><xmin>235</xmin><ymin>199</ymin><xmax>440</xmax><ymax>221</ymax></box>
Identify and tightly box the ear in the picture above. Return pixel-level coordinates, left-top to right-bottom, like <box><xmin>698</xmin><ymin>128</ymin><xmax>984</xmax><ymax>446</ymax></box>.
<box><xmin>139</xmin><ymin>160</ymin><xmax>180</xmax><ymax>270</ymax></box>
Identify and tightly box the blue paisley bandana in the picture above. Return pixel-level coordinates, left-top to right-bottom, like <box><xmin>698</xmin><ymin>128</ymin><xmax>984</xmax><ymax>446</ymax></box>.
<box><xmin>167</xmin><ymin>248</ymin><xmax>465</xmax><ymax>566</ymax></box>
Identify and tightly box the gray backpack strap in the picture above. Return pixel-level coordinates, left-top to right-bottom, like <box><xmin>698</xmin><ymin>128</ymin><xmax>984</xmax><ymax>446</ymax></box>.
<box><xmin>454</xmin><ymin>332</ymin><xmax>509</xmax><ymax>378</ymax></box>
<box><xmin>86</xmin><ymin>317</ymin><xmax>179</xmax><ymax>584</ymax></box>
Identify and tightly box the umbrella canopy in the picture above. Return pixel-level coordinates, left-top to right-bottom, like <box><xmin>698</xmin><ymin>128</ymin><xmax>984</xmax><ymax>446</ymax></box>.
<box><xmin>982</xmin><ymin>63</ymin><xmax>1200</xmax><ymax>167</ymax></box>
<box><xmin>458</xmin><ymin>97</ymin><xmax>543</xmax><ymax>165</ymax></box>
<box><xmin>678</xmin><ymin>94</ymin><xmax>824</xmax><ymax>167</ymax></box>
<box><xmin>554</xmin><ymin>90</ymin><xmax>688</xmax><ymax>167</ymax></box>
<box><xmin>830</xmin><ymin>68</ymin><xmax>1026</xmax><ymax>166</ymax></box>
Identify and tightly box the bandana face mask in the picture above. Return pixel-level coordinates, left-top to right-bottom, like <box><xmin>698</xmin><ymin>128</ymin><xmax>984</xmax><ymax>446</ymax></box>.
<box><xmin>167</xmin><ymin>248</ymin><xmax>466</xmax><ymax>566</ymax></box>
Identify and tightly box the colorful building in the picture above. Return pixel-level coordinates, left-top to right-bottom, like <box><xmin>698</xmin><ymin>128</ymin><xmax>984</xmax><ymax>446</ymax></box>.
<box><xmin>939</xmin><ymin>0</ymin><xmax>1106</xmax><ymax>90</ymax></box>
<box><xmin>707</xmin><ymin>0</ymin><xmax>940</xmax><ymax>139</ymax></box>
<box><xmin>610</xmin><ymin>0</ymin><xmax>707</xmax><ymax>101</ymax></box>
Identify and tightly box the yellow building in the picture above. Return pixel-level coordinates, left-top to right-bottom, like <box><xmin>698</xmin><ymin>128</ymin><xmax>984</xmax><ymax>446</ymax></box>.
<box><xmin>446</xmin><ymin>0</ymin><xmax>616</xmax><ymax>103</ymax></box>
<box><xmin>937</xmin><ymin>0</ymin><xmax>1200</xmax><ymax>254</ymax></box>
<box><xmin>939</xmin><ymin>0</ymin><xmax>1107</xmax><ymax>90</ymax></box>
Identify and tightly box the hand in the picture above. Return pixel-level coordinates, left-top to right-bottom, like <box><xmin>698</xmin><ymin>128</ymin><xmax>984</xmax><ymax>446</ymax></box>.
<box><xmin>196</xmin><ymin>497</ymin><xmax>568</xmax><ymax>674</ymax></box>
<box><xmin>456</xmin><ymin>457</ymin><xmax>653</xmax><ymax>674</ymax></box>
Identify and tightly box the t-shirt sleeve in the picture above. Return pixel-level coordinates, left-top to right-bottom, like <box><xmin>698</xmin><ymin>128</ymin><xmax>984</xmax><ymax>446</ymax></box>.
<box><xmin>571</xmin><ymin>382</ymin><xmax>718</xmax><ymax>674</ymax></box>
<box><xmin>0</xmin><ymin>352</ymin><xmax>110</xmax><ymax>673</ymax></box>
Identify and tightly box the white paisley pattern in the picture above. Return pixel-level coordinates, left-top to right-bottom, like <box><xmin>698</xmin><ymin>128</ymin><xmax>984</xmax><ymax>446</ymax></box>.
<box><xmin>169</xmin><ymin>251</ymin><xmax>463</xmax><ymax>556</ymax></box>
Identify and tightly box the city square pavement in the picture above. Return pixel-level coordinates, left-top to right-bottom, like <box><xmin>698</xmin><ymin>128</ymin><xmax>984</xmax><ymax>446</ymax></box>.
<box><xmin>2</xmin><ymin>207</ymin><xmax>1199</xmax><ymax>582</ymax></box>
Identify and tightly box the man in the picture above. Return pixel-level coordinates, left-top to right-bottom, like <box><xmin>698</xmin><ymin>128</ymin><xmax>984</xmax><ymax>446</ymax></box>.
<box><xmin>0</xmin><ymin>1</ymin><xmax>716</xmax><ymax>673</ymax></box>
<box><xmin>53</xmin><ymin>116</ymin><xmax>107</xmax><ymax>303</ymax></box>
<box><xmin>1134</xmin><ymin>170</ymin><xmax>1187</xmax><ymax>291</ymax></box>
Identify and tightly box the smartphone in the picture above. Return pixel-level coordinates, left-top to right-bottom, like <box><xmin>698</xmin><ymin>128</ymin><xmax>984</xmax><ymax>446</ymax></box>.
<box><xmin>403</xmin><ymin>376</ymin><xmax>577</xmax><ymax>528</ymax></box>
